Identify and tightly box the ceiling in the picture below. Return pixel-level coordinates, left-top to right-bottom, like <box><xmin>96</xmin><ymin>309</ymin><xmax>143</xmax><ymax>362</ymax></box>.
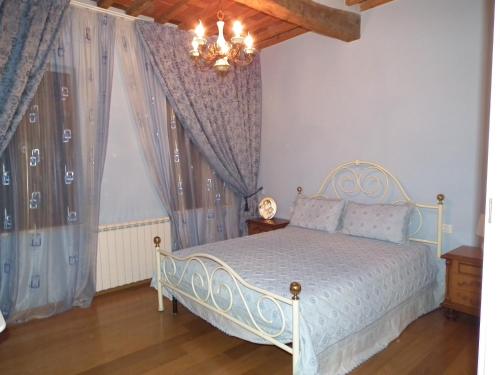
<box><xmin>94</xmin><ymin>0</ymin><xmax>395</xmax><ymax>49</ymax></box>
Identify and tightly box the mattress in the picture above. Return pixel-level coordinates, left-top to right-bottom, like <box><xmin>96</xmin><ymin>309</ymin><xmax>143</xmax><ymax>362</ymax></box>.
<box><xmin>158</xmin><ymin>226</ymin><xmax>440</xmax><ymax>374</ymax></box>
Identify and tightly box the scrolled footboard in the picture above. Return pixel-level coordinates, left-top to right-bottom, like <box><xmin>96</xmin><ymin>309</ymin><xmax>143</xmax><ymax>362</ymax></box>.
<box><xmin>153</xmin><ymin>236</ymin><xmax>301</xmax><ymax>372</ymax></box>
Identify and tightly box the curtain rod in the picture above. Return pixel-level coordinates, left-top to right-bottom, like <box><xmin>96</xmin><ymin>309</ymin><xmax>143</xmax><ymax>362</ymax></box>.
<box><xmin>69</xmin><ymin>0</ymin><xmax>153</xmax><ymax>22</ymax></box>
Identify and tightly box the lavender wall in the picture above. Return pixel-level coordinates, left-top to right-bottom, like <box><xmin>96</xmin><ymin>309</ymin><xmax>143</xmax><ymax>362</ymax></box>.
<box><xmin>258</xmin><ymin>0</ymin><xmax>493</xmax><ymax>250</ymax></box>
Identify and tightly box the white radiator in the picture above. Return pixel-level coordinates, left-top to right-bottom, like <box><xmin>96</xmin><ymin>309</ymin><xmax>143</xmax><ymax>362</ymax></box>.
<box><xmin>96</xmin><ymin>217</ymin><xmax>171</xmax><ymax>292</ymax></box>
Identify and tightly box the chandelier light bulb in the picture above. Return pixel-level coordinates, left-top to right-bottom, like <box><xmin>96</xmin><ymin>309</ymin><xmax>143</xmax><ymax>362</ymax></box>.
<box><xmin>231</xmin><ymin>20</ymin><xmax>245</xmax><ymax>44</ymax></box>
<box><xmin>244</xmin><ymin>33</ymin><xmax>256</xmax><ymax>55</ymax></box>
<box><xmin>193</xmin><ymin>20</ymin><xmax>207</xmax><ymax>46</ymax></box>
<box><xmin>244</xmin><ymin>33</ymin><xmax>254</xmax><ymax>48</ymax></box>
<box><xmin>190</xmin><ymin>39</ymin><xmax>200</xmax><ymax>57</ymax></box>
<box><xmin>233</xmin><ymin>20</ymin><xmax>243</xmax><ymax>37</ymax></box>
<box><xmin>195</xmin><ymin>20</ymin><xmax>205</xmax><ymax>38</ymax></box>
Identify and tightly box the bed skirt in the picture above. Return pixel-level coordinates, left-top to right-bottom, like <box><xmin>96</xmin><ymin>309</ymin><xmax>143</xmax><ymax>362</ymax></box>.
<box><xmin>318</xmin><ymin>282</ymin><xmax>439</xmax><ymax>374</ymax></box>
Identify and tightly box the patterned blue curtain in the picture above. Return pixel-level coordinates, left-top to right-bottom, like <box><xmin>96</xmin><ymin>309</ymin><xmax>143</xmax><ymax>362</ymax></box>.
<box><xmin>0</xmin><ymin>6</ymin><xmax>115</xmax><ymax>323</ymax></box>
<box><xmin>136</xmin><ymin>23</ymin><xmax>262</xmax><ymax>234</ymax></box>
<box><xmin>116</xmin><ymin>20</ymin><xmax>240</xmax><ymax>250</ymax></box>
<box><xmin>0</xmin><ymin>0</ymin><xmax>70</xmax><ymax>155</ymax></box>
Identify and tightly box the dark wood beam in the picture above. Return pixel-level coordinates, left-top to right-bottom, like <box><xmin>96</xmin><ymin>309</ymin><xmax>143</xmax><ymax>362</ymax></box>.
<box><xmin>97</xmin><ymin>0</ymin><xmax>114</xmax><ymax>9</ymax></box>
<box><xmin>126</xmin><ymin>0</ymin><xmax>154</xmax><ymax>16</ymax></box>
<box><xmin>232</xmin><ymin>0</ymin><xmax>360</xmax><ymax>42</ymax></box>
<box><xmin>345</xmin><ymin>0</ymin><xmax>365</xmax><ymax>5</ymax></box>
<box><xmin>254</xmin><ymin>22</ymin><xmax>297</xmax><ymax>44</ymax></box>
<box><xmin>156</xmin><ymin>0</ymin><xmax>190</xmax><ymax>24</ymax></box>
<box><xmin>256</xmin><ymin>26</ymin><xmax>307</xmax><ymax>49</ymax></box>
<box><xmin>249</xmin><ymin>15</ymin><xmax>282</xmax><ymax>37</ymax></box>
<box><xmin>359</xmin><ymin>0</ymin><xmax>394</xmax><ymax>11</ymax></box>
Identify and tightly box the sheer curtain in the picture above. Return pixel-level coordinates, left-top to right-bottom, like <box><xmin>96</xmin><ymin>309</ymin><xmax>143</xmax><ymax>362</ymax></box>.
<box><xmin>0</xmin><ymin>6</ymin><xmax>115</xmax><ymax>323</ymax></box>
<box><xmin>116</xmin><ymin>20</ymin><xmax>239</xmax><ymax>250</ymax></box>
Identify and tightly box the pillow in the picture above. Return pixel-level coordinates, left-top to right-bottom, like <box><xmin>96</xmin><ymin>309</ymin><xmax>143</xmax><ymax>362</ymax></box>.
<box><xmin>290</xmin><ymin>196</ymin><xmax>345</xmax><ymax>233</ymax></box>
<box><xmin>340</xmin><ymin>201</ymin><xmax>414</xmax><ymax>244</ymax></box>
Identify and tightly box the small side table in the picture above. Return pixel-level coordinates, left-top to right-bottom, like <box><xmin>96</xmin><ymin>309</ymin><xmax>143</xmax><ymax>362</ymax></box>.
<box><xmin>246</xmin><ymin>218</ymin><xmax>289</xmax><ymax>235</ymax></box>
<box><xmin>441</xmin><ymin>246</ymin><xmax>483</xmax><ymax>319</ymax></box>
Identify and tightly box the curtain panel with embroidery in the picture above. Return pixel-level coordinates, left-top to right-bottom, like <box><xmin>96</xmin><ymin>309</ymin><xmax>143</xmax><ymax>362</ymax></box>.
<box><xmin>135</xmin><ymin>23</ymin><xmax>262</xmax><ymax>234</ymax></box>
<box><xmin>0</xmin><ymin>6</ymin><xmax>115</xmax><ymax>323</ymax></box>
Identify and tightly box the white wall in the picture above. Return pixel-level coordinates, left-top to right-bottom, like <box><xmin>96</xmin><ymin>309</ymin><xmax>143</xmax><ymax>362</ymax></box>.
<box><xmin>99</xmin><ymin>53</ymin><xmax>166</xmax><ymax>225</ymax></box>
<box><xmin>259</xmin><ymin>0</ymin><xmax>493</xmax><ymax>250</ymax></box>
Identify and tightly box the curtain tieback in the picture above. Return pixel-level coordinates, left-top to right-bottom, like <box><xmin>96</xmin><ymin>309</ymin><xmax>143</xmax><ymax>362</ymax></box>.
<box><xmin>244</xmin><ymin>186</ymin><xmax>263</xmax><ymax>212</ymax></box>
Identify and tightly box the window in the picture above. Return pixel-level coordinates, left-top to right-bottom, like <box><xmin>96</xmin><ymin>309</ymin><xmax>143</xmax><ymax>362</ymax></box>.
<box><xmin>166</xmin><ymin>106</ymin><xmax>234</xmax><ymax>212</ymax></box>
<box><xmin>0</xmin><ymin>69</ymin><xmax>79</xmax><ymax>233</ymax></box>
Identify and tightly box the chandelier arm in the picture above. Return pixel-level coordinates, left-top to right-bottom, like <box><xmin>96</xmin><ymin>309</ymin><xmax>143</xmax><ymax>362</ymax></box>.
<box><xmin>197</xmin><ymin>44</ymin><xmax>222</xmax><ymax>65</ymax></box>
<box><xmin>230</xmin><ymin>54</ymin><xmax>254</xmax><ymax>66</ymax></box>
<box><xmin>227</xmin><ymin>44</ymin><xmax>254</xmax><ymax>66</ymax></box>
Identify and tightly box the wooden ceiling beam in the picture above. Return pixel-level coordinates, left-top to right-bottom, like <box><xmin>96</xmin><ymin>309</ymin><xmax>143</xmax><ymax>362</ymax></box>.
<box><xmin>97</xmin><ymin>0</ymin><xmax>115</xmax><ymax>9</ymax></box>
<box><xmin>156</xmin><ymin>0</ymin><xmax>190</xmax><ymax>24</ymax></box>
<box><xmin>359</xmin><ymin>0</ymin><xmax>394</xmax><ymax>11</ymax></box>
<box><xmin>345</xmin><ymin>0</ymin><xmax>365</xmax><ymax>5</ymax></box>
<box><xmin>256</xmin><ymin>27</ymin><xmax>307</xmax><ymax>49</ymax></box>
<box><xmin>126</xmin><ymin>0</ymin><xmax>155</xmax><ymax>16</ymax></box>
<box><xmin>254</xmin><ymin>22</ymin><xmax>298</xmax><ymax>45</ymax></box>
<box><xmin>248</xmin><ymin>15</ymin><xmax>281</xmax><ymax>36</ymax></box>
<box><xmin>232</xmin><ymin>0</ymin><xmax>360</xmax><ymax>42</ymax></box>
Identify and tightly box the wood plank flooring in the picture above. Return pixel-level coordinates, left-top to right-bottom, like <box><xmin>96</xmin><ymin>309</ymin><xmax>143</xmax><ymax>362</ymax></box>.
<box><xmin>0</xmin><ymin>285</ymin><xmax>479</xmax><ymax>374</ymax></box>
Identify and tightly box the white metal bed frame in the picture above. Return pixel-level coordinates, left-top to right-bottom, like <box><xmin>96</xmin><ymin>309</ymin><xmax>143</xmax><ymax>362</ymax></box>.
<box><xmin>154</xmin><ymin>160</ymin><xmax>445</xmax><ymax>374</ymax></box>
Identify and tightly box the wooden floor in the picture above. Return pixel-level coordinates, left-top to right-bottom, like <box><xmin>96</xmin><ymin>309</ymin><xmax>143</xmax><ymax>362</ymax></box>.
<box><xmin>0</xmin><ymin>286</ymin><xmax>479</xmax><ymax>375</ymax></box>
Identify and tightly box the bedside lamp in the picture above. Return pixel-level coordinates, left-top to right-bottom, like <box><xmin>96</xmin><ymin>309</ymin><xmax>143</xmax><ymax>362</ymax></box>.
<box><xmin>476</xmin><ymin>213</ymin><xmax>485</xmax><ymax>249</ymax></box>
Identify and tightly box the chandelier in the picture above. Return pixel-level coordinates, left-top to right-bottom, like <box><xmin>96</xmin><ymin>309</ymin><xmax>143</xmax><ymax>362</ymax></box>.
<box><xmin>189</xmin><ymin>11</ymin><xmax>256</xmax><ymax>73</ymax></box>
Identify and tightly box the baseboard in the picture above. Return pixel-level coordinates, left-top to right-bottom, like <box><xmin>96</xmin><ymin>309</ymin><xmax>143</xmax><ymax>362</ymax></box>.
<box><xmin>95</xmin><ymin>279</ymin><xmax>151</xmax><ymax>296</ymax></box>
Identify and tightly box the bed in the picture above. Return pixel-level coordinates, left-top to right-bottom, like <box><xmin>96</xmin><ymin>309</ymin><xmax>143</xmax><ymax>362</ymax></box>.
<box><xmin>153</xmin><ymin>160</ymin><xmax>446</xmax><ymax>374</ymax></box>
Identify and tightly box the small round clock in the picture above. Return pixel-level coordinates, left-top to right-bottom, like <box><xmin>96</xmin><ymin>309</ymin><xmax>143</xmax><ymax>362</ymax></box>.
<box><xmin>258</xmin><ymin>197</ymin><xmax>277</xmax><ymax>220</ymax></box>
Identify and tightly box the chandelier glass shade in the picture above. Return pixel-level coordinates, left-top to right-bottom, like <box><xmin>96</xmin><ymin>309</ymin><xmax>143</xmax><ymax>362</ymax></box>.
<box><xmin>189</xmin><ymin>11</ymin><xmax>256</xmax><ymax>73</ymax></box>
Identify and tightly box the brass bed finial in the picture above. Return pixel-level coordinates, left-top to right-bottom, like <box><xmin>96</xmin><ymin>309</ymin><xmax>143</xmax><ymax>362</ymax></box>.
<box><xmin>154</xmin><ymin>236</ymin><xmax>161</xmax><ymax>248</ymax></box>
<box><xmin>437</xmin><ymin>194</ymin><xmax>445</xmax><ymax>204</ymax></box>
<box><xmin>297</xmin><ymin>186</ymin><xmax>303</xmax><ymax>194</ymax></box>
<box><xmin>290</xmin><ymin>282</ymin><xmax>302</xmax><ymax>300</ymax></box>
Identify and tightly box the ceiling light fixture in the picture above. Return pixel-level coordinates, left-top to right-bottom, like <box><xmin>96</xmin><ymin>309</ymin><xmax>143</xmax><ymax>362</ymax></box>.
<box><xmin>189</xmin><ymin>11</ymin><xmax>256</xmax><ymax>73</ymax></box>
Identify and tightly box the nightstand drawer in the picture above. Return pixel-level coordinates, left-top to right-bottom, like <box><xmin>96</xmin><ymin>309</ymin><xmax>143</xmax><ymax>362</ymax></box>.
<box><xmin>451</xmin><ymin>273</ymin><xmax>482</xmax><ymax>293</ymax></box>
<box><xmin>449</xmin><ymin>289</ymin><xmax>481</xmax><ymax>309</ymax></box>
<box><xmin>458</xmin><ymin>263</ymin><xmax>482</xmax><ymax>277</ymax></box>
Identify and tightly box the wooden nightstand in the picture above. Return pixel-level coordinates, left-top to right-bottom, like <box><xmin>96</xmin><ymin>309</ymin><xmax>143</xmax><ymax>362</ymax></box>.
<box><xmin>441</xmin><ymin>246</ymin><xmax>483</xmax><ymax>318</ymax></box>
<box><xmin>246</xmin><ymin>218</ymin><xmax>289</xmax><ymax>235</ymax></box>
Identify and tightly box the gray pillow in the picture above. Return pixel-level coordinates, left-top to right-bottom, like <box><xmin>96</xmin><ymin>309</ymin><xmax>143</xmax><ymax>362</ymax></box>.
<box><xmin>290</xmin><ymin>196</ymin><xmax>345</xmax><ymax>233</ymax></box>
<box><xmin>341</xmin><ymin>202</ymin><xmax>414</xmax><ymax>244</ymax></box>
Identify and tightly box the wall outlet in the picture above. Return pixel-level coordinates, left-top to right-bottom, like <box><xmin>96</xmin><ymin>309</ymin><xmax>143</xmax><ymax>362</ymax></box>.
<box><xmin>442</xmin><ymin>224</ymin><xmax>453</xmax><ymax>234</ymax></box>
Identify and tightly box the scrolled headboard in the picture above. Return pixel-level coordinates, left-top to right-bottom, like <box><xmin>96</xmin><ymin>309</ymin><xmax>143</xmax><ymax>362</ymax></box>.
<box><xmin>297</xmin><ymin>160</ymin><xmax>445</xmax><ymax>257</ymax></box>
